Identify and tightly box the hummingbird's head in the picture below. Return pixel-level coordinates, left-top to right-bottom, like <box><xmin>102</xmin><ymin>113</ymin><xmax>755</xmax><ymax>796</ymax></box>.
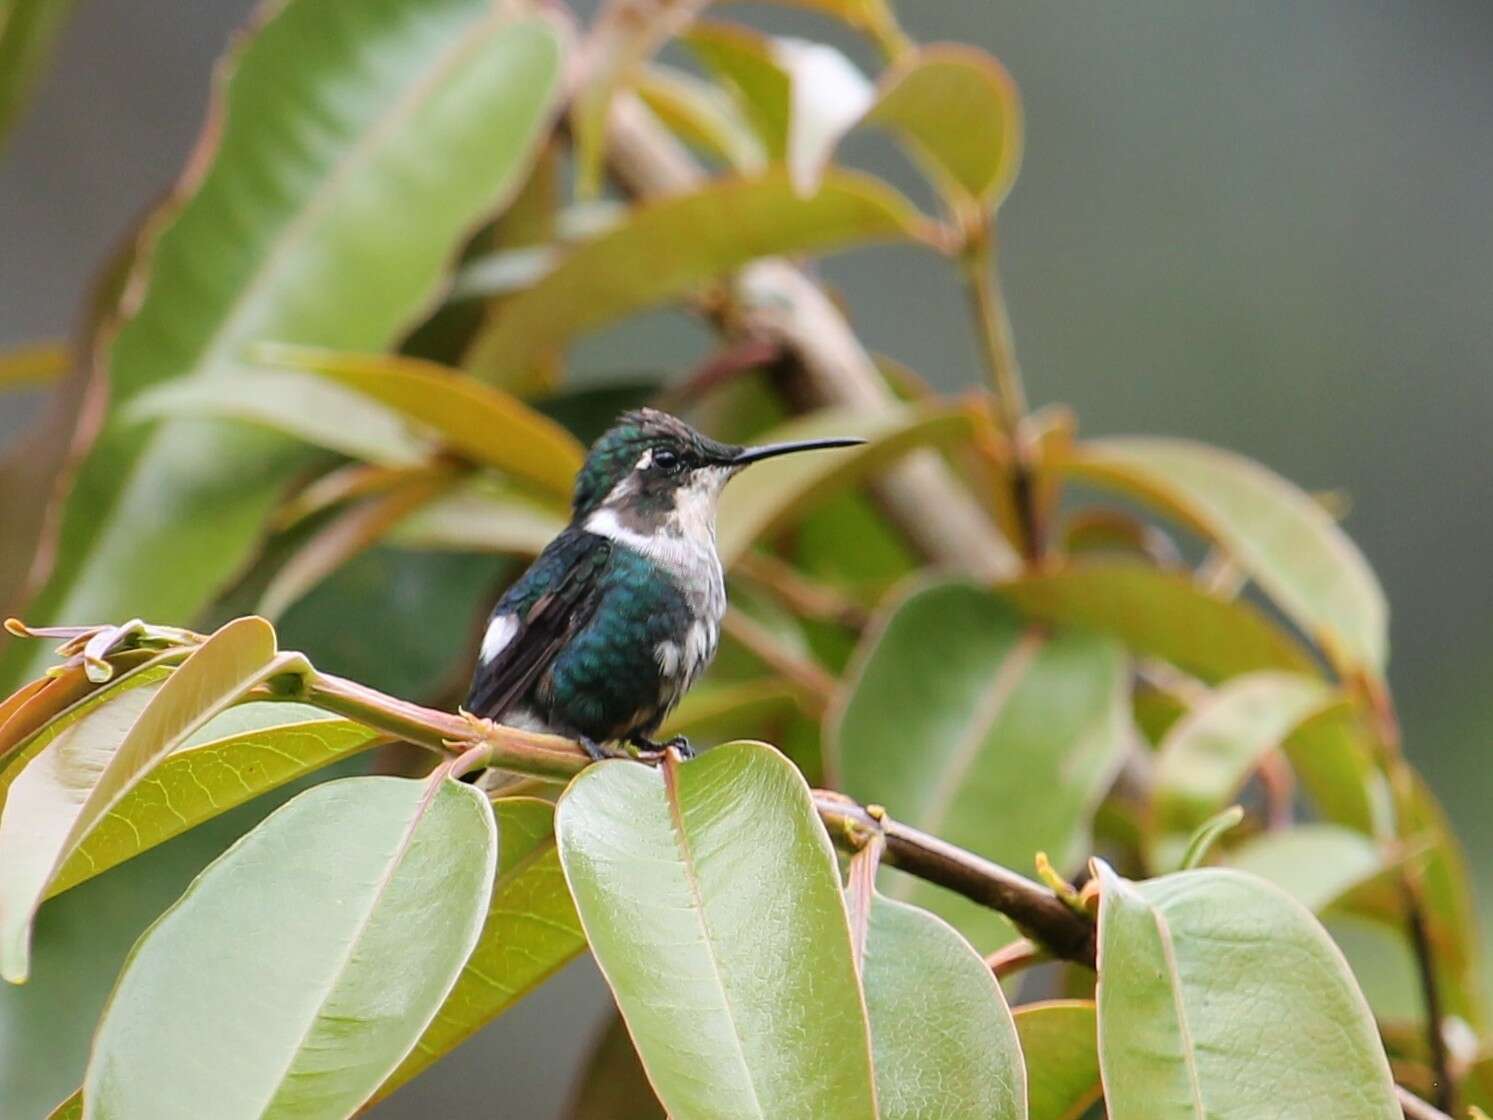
<box><xmin>573</xmin><ymin>408</ymin><xmax>863</xmax><ymax>542</ymax></box>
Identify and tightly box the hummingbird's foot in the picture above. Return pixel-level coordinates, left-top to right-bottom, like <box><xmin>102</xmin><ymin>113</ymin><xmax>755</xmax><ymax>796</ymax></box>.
<box><xmin>578</xmin><ymin>735</ymin><xmax>628</xmax><ymax>763</ymax></box>
<box><xmin>628</xmin><ymin>733</ymin><xmax>695</xmax><ymax>761</ymax></box>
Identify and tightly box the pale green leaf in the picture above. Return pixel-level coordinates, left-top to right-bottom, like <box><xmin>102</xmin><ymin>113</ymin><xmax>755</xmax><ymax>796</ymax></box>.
<box><xmin>258</xmin><ymin>345</ymin><xmax>584</xmax><ymax>498</ymax></box>
<box><xmin>1013</xmin><ymin>1000</ymin><xmax>1102</xmax><ymax>1120</ymax></box>
<box><xmin>556</xmin><ymin>743</ymin><xmax>877</xmax><ymax>1120</ymax></box>
<box><xmin>372</xmin><ymin>797</ymin><xmax>585</xmax><ymax>1103</ymax></box>
<box><xmin>85</xmin><ymin>775</ymin><xmax>496</xmax><ymax>1120</ymax></box>
<box><xmin>1064</xmin><ymin>438</ymin><xmax>1388</xmax><ymax>674</ymax></box>
<box><xmin>385</xmin><ymin>481</ymin><xmax>567</xmax><ymax>557</ymax></box>
<box><xmin>996</xmin><ymin>559</ymin><xmax>1320</xmax><ymax>683</ymax></box>
<box><xmin>831</xmin><ymin>581</ymin><xmax>1129</xmax><ymax>952</ymax></box>
<box><xmin>0</xmin><ymin>617</ymin><xmax>292</xmax><ymax>981</ymax></box>
<box><xmin>863</xmin><ymin>893</ymin><xmax>1026</xmax><ymax>1119</ymax></box>
<box><xmin>685</xmin><ymin>23</ymin><xmax>792</xmax><ymax>159</ymax></box>
<box><xmin>1</xmin><ymin>4</ymin><xmax>567</xmax><ymax>690</ymax></box>
<box><xmin>1224</xmin><ymin>824</ymin><xmax>1387</xmax><ymax>914</ymax></box>
<box><xmin>465</xmin><ymin>169</ymin><xmax>925</xmax><ymax>382</ymax></box>
<box><xmin>128</xmin><ymin>369</ymin><xmax>434</xmax><ymax>467</ymax></box>
<box><xmin>717</xmin><ymin>403</ymin><xmax>974</xmax><ymax>567</ymax></box>
<box><xmin>1149</xmin><ymin>672</ymin><xmax>1334</xmax><ymax>871</ymax></box>
<box><xmin>636</xmin><ymin>63</ymin><xmax>766</xmax><ymax>170</ymax></box>
<box><xmin>1095</xmin><ymin>863</ymin><xmax>1399</xmax><ymax>1120</ymax></box>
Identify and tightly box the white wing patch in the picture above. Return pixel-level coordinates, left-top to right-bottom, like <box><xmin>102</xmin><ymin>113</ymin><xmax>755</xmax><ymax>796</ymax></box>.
<box><xmin>655</xmin><ymin>640</ymin><xmax>681</xmax><ymax>676</ymax></box>
<box><xmin>479</xmin><ymin>613</ymin><xmax>519</xmax><ymax>665</ymax></box>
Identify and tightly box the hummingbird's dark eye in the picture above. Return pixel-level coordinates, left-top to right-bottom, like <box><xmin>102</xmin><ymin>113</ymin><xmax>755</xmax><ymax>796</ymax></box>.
<box><xmin>652</xmin><ymin>448</ymin><xmax>682</xmax><ymax>473</ymax></box>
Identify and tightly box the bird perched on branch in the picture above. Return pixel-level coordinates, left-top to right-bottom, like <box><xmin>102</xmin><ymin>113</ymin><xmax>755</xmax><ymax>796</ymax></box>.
<box><xmin>465</xmin><ymin>408</ymin><xmax>862</xmax><ymax>761</ymax></box>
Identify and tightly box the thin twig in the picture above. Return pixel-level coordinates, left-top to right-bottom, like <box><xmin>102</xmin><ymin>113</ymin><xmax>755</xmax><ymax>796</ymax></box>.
<box><xmin>1397</xmin><ymin>1084</ymin><xmax>1454</xmax><ymax>1120</ymax></box>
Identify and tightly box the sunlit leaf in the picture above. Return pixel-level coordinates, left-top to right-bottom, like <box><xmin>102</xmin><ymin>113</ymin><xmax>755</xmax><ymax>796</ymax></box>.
<box><xmin>1013</xmin><ymin>1000</ymin><xmax>1102</xmax><ymax>1120</ymax></box>
<box><xmin>385</xmin><ymin>481</ymin><xmax>567</xmax><ymax>557</ymax></box>
<box><xmin>0</xmin><ymin>617</ymin><xmax>293</xmax><ymax>981</ymax></box>
<box><xmin>129</xmin><ymin>369</ymin><xmax>434</xmax><ymax>467</ymax></box>
<box><xmin>775</xmin><ymin>37</ymin><xmax>873</xmax><ymax>195</ymax></box>
<box><xmin>832</xmin><ymin>580</ymin><xmax>1129</xmax><ymax>951</ymax></box>
<box><xmin>1095</xmin><ymin>863</ymin><xmax>1399</xmax><ymax>1120</ymax></box>
<box><xmin>1149</xmin><ymin>671</ymin><xmax>1335</xmax><ymax>871</ymax></box>
<box><xmin>863</xmin><ymin>893</ymin><xmax>1026</xmax><ymax>1119</ymax></box>
<box><xmin>0</xmin><ymin>340</ymin><xmax>68</xmax><ymax>391</ymax></box>
<box><xmin>0</xmin><ymin>0</ymin><xmax>76</xmax><ymax>152</ymax></box>
<box><xmin>1224</xmin><ymin>825</ymin><xmax>1387</xmax><ymax>914</ymax></box>
<box><xmin>556</xmin><ymin>744</ymin><xmax>877</xmax><ymax>1119</ymax></box>
<box><xmin>997</xmin><ymin>559</ymin><xmax>1320</xmax><ymax>683</ymax></box>
<box><xmin>684</xmin><ymin>23</ymin><xmax>792</xmax><ymax>159</ymax></box>
<box><xmin>372</xmin><ymin>797</ymin><xmax>585</xmax><ymax>1103</ymax></box>
<box><xmin>85</xmin><ymin>775</ymin><xmax>495</xmax><ymax>1119</ymax></box>
<box><xmin>0</xmin><ymin>4</ymin><xmax>567</xmax><ymax>690</ymax></box>
<box><xmin>636</xmin><ymin>63</ymin><xmax>765</xmax><ymax>170</ymax></box>
<box><xmin>258</xmin><ymin>345</ymin><xmax>584</xmax><ymax>498</ymax></box>
<box><xmin>717</xmin><ymin>403</ymin><xmax>974</xmax><ymax>566</ymax></box>
<box><xmin>465</xmin><ymin>169</ymin><xmax>925</xmax><ymax>382</ymax></box>
<box><xmin>1063</xmin><ymin>438</ymin><xmax>1388</xmax><ymax>675</ymax></box>
<box><xmin>46</xmin><ymin>710</ymin><xmax>385</xmax><ymax>899</ymax></box>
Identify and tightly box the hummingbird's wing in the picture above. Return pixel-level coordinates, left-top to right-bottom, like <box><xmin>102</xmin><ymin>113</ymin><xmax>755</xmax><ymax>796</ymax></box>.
<box><xmin>465</xmin><ymin>529</ymin><xmax>613</xmax><ymax>720</ymax></box>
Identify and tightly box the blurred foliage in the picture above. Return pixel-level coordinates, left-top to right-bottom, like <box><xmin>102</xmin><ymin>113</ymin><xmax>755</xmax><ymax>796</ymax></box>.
<box><xmin>0</xmin><ymin>0</ymin><xmax>1477</xmax><ymax>1117</ymax></box>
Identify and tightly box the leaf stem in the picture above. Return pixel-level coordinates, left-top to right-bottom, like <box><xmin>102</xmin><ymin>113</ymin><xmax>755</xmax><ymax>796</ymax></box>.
<box><xmin>960</xmin><ymin>227</ymin><xmax>1027</xmax><ymax>439</ymax></box>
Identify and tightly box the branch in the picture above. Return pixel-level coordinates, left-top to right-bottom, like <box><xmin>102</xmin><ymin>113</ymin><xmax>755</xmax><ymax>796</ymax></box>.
<box><xmin>293</xmin><ymin>667</ymin><xmax>1097</xmax><ymax>964</ymax></box>
<box><xmin>602</xmin><ymin>95</ymin><xmax>1020</xmax><ymax>581</ymax></box>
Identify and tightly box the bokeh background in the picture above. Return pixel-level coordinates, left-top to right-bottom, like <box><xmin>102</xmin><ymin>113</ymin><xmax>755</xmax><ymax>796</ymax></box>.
<box><xmin>2</xmin><ymin>1</ymin><xmax>1490</xmax><ymax>1114</ymax></box>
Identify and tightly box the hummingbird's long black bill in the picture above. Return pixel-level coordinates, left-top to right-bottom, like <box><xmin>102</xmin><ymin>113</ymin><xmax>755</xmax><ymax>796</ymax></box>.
<box><xmin>730</xmin><ymin>436</ymin><xmax>866</xmax><ymax>466</ymax></box>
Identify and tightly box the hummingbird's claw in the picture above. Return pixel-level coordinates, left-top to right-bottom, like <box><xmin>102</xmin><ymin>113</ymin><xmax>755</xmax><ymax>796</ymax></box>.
<box><xmin>628</xmin><ymin>733</ymin><xmax>695</xmax><ymax>762</ymax></box>
<box><xmin>579</xmin><ymin>736</ymin><xmax>628</xmax><ymax>762</ymax></box>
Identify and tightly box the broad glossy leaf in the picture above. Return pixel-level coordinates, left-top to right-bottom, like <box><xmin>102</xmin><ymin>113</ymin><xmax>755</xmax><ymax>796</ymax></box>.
<box><xmin>47</xmin><ymin>711</ymin><xmax>384</xmax><ymax>899</ymax></box>
<box><xmin>128</xmin><ymin>369</ymin><xmax>434</xmax><ymax>467</ymax></box>
<box><xmin>997</xmin><ymin>559</ymin><xmax>1319</xmax><ymax>683</ymax></box>
<box><xmin>372</xmin><ymin>797</ymin><xmax>585</xmax><ymax>1102</ymax></box>
<box><xmin>832</xmin><ymin>581</ymin><xmax>1129</xmax><ymax>951</ymax></box>
<box><xmin>85</xmin><ymin>775</ymin><xmax>495</xmax><ymax>1119</ymax></box>
<box><xmin>0</xmin><ymin>0</ymin><xmax>76</xmax><ymax>150</ymax></box>
<box><xmin>386</xmin><ymin>481</ymin><xmax>566</xmax><ymax>557</ymax></box>
<box><xmin>1014</xmin><ymin>1001</ymin><xmax>1102</xmax><ymax>1120</ymax></box>
<box><xmin>717</xmin><ymin>403</ymin><xmax>973</xmax><ymax>566</ymax></box>
<box><xmin>863</xmin><ymin>893</ymin><xmax>1026</xmax><ymax>1119</ymax></box>
<box><xmin>636</xmin><ymin>64</ymin><xmax>765</xmax><ymax>170</ymax></box>
<box><xmin>565</xmin><ymin>1014</ymin><xmax>666</xmax><ymax>1120</ymax></box>
<box><xmin>1</xmin><ymin>4</ymin><xmax>566</xmax><ymax>690</ymax></box>
<box><xmin>258</xmin><ymin>345</ymin><xmax>584</xmax><ymax>498</ymax></box>
<box><xmin>1224</xmin><ymin>825</ymin><xmax>1386</xmax><ymax>914</ymax></box>
<box><xmin>1064</xmin><ymin>439</ymin><xmax>1388</xmax><ymax>675</ymax></box>
<box><xmin>465</xmin><ymin>169</ymin><xmax>925</xmax><ymax>382</ymax></box>
<box><xmin>1149</xmin><ymin>672</ymin><xmax>1334</xmax><ymax>871</ymax></box>
<box><xmin>685</xmin><ymin>23</ymin><xmax>792</xmax><ymax>159</ymax></box>
<box><xmin>0</xmin><ymin>617</ymin><xmax>292</xmax><ymax>981</ymax></box>
<box><xmin>1095</xmin><ymin>864</ymin><xmax>1399</xmax><ymax>1120</ymax></box>
<box><xmin>556</xmin><ymin>743</ymin><xmax>877</xmax><ymax>1120</ymax></box>
<box><xmin>0</xmin><ymin>340</ymin><xmax>68</xmax><ymax>390</ymax></box>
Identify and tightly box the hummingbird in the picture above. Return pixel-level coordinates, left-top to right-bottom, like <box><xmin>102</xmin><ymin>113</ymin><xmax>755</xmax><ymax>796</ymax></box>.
<box><xmin>465</xmin><ymin>408</ymin><xmax>862</xmax><ymax>761</ymax></box>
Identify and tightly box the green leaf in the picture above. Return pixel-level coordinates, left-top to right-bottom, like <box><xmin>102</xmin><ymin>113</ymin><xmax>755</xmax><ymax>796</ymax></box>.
<box><xmin>716</xmin><ymin>403</ymin><xmax>974</xmax><ymax>567</ymax></box>
<box><xmin>464</xmin><ymin>169</ymin><xmax>926</xmax><ymax>382</ymax></box>
<box><xmin>0</xmin><ymin>0</ymin><xmax>77</xmax><ymax>152</ymax></box>
<box><xmin>45</xmin><ymin>1092</ymin><xmax>81</xmax><ymax>1120</ymax></box>
<box><xmin>1224</xmin><ymin>825</ymin><xmax>1387</xmax><ymax>914</ymax></box>
<box><xmin>1013</xmin><ymin>1000</ymin><xmax>1102</xmax><ymax>1120</ymax></box>
<box><xmin>1063</xmin><ymin>438</ymin><xmax>1388</xmax><ymax>675</ymax></box>
<box><xmin>257</xmin><ymin>346</ymin><xmax>585</xmax><ymax>498</ymax></box>
<box><xmin>565</xmin><ymin>1014</ymin><xmax>666</xmax><ymax>1120</ymax></box>
<box><xmin>685</xmin><ymin>23</ymin><xmax>792</xmax><ymax>160</ymax></box>
<box><xmin>372</xmin><ymin>797</ymin><xmax>585</xmax><ymax>1103</ymax></box>
<box><xmin>636</xmin><ymin>64</ymin><xmax>766</xmax><ymax>170</ymax></box>
<box><xmin>1094</xmin><ymin>863</ymin><xmax>1399</xmax><ymax>1120</ymax></box>
<box><xmin>85</xmin><ymin>774</ymin><xmax>495</xmax><ymax>1119</ymax></box>
<box><xmin>127</xmin><ymin>369</ymin><xmax>435</xmax><ymax>468</ymax></box>
<box><xmin>1149</xmin><ymin>672</ymin><xmax>1335</xmax><ymax>871</ymax></box>
<box><xmin>1176</xmin><ymin>805</ymin><xmax>1244</xmax><ymax>871</ymax></box>
<box><xmin>996</xmin><ymin>559</ymin><xmax>1320</xmax><ymax>683</ymax></box>
<box><xmin>385</xmin><ymin>480</ymin><xmax>567</xmax><ymax>557</ymax></box>
<box><xmin>831</xmin><ymin>581</ymin><xmax>1129</xmax><ymax>951</ymax></box>
<box><xmin>863</xmin><ymin>893</ymin><xmax>1026</xmax><ymax>1120</ymax></box>
<box><xmin>1</xmin><ymin>4</ymin><xmax>566</xmax><ymax>690</ymax></box>
<box><xmin>47</xmin><ymin>711</ymin><xmax>384</xmax><ymax>899</ymax></box>
<box><xmin>556</xmin><ymin>744</ymin><xmax>877</xmax><ymax>1120</ymax></box>
<box><xmin>0</xmin><ymin>617</ymin><xmax>294</xmax><ymax>981</ymax></box>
